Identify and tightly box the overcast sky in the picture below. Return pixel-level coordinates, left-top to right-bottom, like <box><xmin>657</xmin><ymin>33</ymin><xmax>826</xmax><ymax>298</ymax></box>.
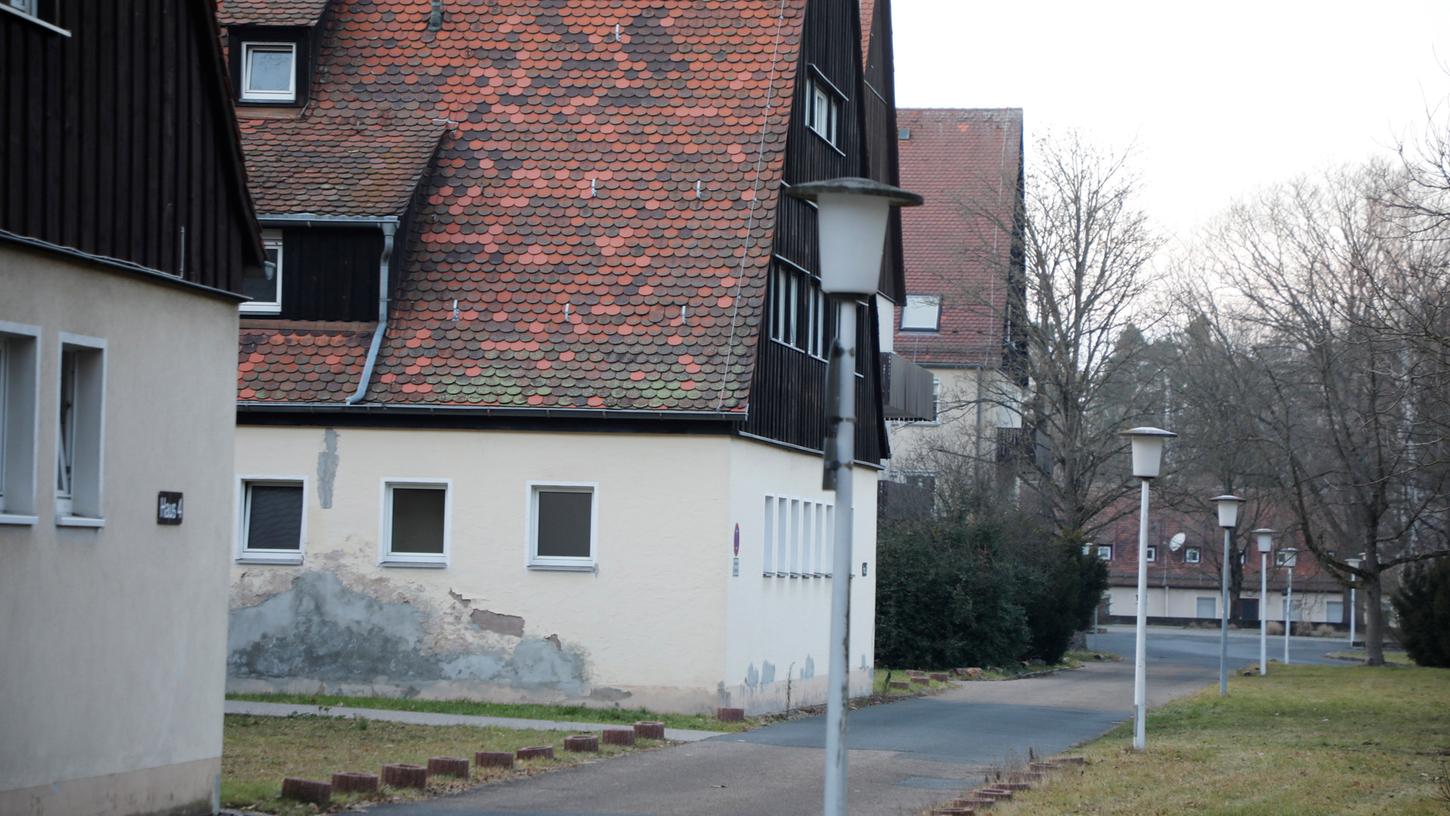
<box><xmin>892</xmin><ymin>0</ymin><xmax>1450</xmax><ymax>241</ymax></box>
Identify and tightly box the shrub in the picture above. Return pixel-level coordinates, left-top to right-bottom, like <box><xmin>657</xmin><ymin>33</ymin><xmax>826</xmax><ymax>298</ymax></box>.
<box><xmin>1391</xmin><ymin>558</ymin><xmax>1450</xmax><ymax>668</ymax></box>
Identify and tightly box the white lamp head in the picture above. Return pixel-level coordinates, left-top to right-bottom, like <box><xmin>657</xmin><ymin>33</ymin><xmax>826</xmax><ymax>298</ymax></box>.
<box><xmin>1120</xmin><ymin>427</ymin><xmax>1176</xmax><ymax>479</ymax></box>
<box><xmin>1211</xmin><ymin>494</ymin><xmax>1246</xmax><ymax>529</ymax></box>
<box><xmin>1252</xmin><ymin>528</ymin><xmax>1275</xmax><ymax>554</ymax></box>
<box><xmin>787</xmin><ymin>177</ymin><xmax>923</xmax><ymax>295</ymax></box>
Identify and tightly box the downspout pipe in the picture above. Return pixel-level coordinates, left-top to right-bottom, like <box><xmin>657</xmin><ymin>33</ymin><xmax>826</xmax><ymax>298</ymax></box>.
<box><xmin>348</xmin><ymin>219</ymin><xmax>398</xmax><ymax>405</ymax></box>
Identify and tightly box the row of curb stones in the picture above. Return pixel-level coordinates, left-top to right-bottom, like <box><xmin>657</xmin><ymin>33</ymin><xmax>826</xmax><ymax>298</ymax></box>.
<box><xmin>929</xmin><ymin>756</ymin><xmax>1087</xmax><ymax>816</ymax></box>
<box><xmin>279</xmin><ymin>720</ymin><xmax>669</xmax><ymax>806</ymax></box>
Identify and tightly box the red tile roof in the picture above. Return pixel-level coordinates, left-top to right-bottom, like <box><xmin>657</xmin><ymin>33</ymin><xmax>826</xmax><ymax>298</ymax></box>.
<box><xmin>893</xmin><ymin>108</ymin><xmax>1022</xmax><ymax>368</ymax></box>
<box><xmin>239</xmin><ymin>116</ymin><xmax>445</xmax><ymax>217</ymax></box>
<box><xmin>858</xmin><ymin>0</ymin><xmax>877</xmax><ymax>61</ymax></box>
<box><xmin>238</xmin><ymin>322</ymin><xmax>374</xmax><ymax>402</ymax></box>
<box><xmin>238</xmin><ymin>0</ymin><xmax>808</xmax><ymax>412</ymax></box>
<box><xmin>218</xmin><ymin>0</ymin><xmax>331</xmax><ymax>26</ymax></box>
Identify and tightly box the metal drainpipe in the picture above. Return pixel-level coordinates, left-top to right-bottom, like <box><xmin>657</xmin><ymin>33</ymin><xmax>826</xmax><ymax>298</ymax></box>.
<box><xmin>348</xmin><ymin>220</ymin><xmax>397</xmax><ymax>405</ymax></box>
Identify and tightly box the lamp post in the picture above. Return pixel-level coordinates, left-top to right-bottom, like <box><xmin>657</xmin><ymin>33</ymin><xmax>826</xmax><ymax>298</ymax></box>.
<box><xmin>1122</xmin><ymin>427</ymin><xmax>1175</xmax><ymax>751</ymax></box>
<box><xmin>1345</xmin><ymin>556</ymin><xmax>1361</xmax><ymax>649</ymax></box>
<box><xmin>788</xmin><ymin>176</ymin><xmax>921</xmax><ymax>816</ymax></box>
<box><xmin>1253</xmin><ymin>529</ymin><xmax>1274</xmax><ymax>675</ymax></box>
<box><xmin>1279</xmin><ymin>546</ymin><xmax>1298</xmax><ymax>664</ymax></box>
<box><xmin>1211</xmin><ymin>495</ymin><xmax>1245</xmax><ymax>697</ymax></box>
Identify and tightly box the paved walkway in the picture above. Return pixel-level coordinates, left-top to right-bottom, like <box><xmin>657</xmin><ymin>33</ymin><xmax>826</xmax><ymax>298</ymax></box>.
<box><xmin>222</xmin><ymin>700</ymin><xmax>725</xmax><ymax>743</ymax></box>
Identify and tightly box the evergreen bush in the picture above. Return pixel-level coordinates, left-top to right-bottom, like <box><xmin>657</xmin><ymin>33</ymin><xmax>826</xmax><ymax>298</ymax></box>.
<box><xmin>1391</xmin><ymin>558</ymin><xmax>1450</xmax><ymax>668</ymax></box>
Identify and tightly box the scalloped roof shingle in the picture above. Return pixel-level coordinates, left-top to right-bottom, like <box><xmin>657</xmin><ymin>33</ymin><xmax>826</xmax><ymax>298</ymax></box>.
<box><xmin>237</xmin><ymin>0</ymin><xmax>808</xmax><ymax>413</ymax></box>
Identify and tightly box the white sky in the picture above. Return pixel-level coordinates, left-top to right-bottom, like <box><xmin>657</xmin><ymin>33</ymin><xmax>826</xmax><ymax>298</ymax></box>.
<box><xmin>892</xmin><ymin>0</ymin><xmax>1450</xmax><ymax>241</ymax></box>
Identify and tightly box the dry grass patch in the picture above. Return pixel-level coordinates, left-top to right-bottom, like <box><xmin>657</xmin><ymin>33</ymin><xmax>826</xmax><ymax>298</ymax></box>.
<box><xmin>222</xmin><ymin>714</ymin><xmax>659</xmax><ymax>814</ymax></box>
<box><xmin>988</xmin><ymin>664</ymin><xmax>1450</xmax><ymax>815</ymax></box>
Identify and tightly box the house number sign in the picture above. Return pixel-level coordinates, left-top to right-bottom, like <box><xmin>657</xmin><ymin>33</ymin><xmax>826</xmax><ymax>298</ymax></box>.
<box><xmin>157</xmin><ymin>492</ymin><xmax>183</xmax><ymax>525</ymax></box>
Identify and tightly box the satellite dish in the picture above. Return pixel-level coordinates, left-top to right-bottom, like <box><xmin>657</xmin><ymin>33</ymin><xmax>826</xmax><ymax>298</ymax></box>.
<box><xmin>1169</xmin><ymin>532</ymin><xmax>1186</xmax><ymax>552</ymax></box>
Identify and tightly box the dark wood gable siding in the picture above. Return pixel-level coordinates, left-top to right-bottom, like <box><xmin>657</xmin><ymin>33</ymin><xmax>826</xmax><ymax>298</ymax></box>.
<box><xmin>742</xmin><ymin>0</ymin><xmax>889</xmax><ymax>464</ymax></box>
<box><xmin>273</xmin><ymin>226</ymin><xmax>381</xmax><ymax>321</ymax></box>
<box><xmin>862</xmin><ymin>0</ymin><xmax>905</xmax><ymax>303</ymax></box>
<box><xmin>0</xmin><ymin>0</ymin><xmax>260</xmax><ymax>292</ymax></box>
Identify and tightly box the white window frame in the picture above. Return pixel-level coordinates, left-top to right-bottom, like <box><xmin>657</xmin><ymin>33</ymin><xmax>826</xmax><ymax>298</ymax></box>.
<box><xmin>240</xmin><ymin>230</ymin><xmax>284</xmax><ymax>315</ymax></box>
<box><xmin>379</xmin><ymin>478</ymin><xmax>451</xmax><ymax>567</ymax></box>
<box><xmin>0</xmin><ymin>322</ymin><xmax>41</xmax><ymax>525</ymax></box>
<box><xmin>805</xmin><ymin>73</ymin><xmax>841</xmax><ymax>147</ymax></box>
<box><xmin>236</xmin><ymin>475</ymin><xmax>308</xmax><ymax>564</ymax></box>
<box><xmin>0</xmin><ymin>1</ymin><xmax>70</xmax><ymax>37</ymax></box>
<box><xmin>1145</xmin><ymin>545</ymin><xmax>1157</xmax><ymax>563</ymax></box>
<box><xmin>54</xmin><ymin>333</ymin><xmax>105</xmax><ymax>527</ymax></box>
<box><xmin>769</xmin><ymin>260</ymin><xmax>828</xmax><ymax>360</ymax></box>
<box><xmin>240</xmin><ymin>42</ymin><xmax>298</xmax><ymax>103</ymax></box>
<box><xmin>1096</xmin><ymin>545</ymin><xmax>1113</xmax><ymax>561</ymax></box>
<box><xmin>1185</xmin><ymin>547</ymin><xmax>1201</xmax><ymax>564</ymax></box>
<box><xmin>527</xmin><ymin>481</ymin><xmax>598</xmax><ymax>571</ymax></box>
<box><xmin>900</xmin><ymin>294</ymin><xmax>941</xmax><ymax>331</ymax></box>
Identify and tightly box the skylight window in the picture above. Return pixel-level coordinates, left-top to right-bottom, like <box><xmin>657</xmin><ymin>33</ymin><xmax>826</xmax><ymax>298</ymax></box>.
<box><xmin>900</xmin><ymin>295</ymin><xmax>940</xmax><ymax>331</ymax></box>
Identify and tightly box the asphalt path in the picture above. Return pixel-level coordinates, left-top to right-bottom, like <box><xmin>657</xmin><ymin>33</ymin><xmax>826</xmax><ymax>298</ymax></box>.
<box><xmin>370</xmin><ymin>628</ymin><xmax>1348</xmax><ymax>816</ymax></box>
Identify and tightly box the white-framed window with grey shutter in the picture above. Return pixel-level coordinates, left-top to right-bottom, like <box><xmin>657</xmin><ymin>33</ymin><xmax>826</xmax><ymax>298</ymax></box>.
<box><xmin>527</xmin><ymin>482</ymin><xmax>597</xmax><ymax>571</ymax></box>
<box><xmin>237</xmin><ymin>476</ymin><xmax>306</xmax><ymax>564</ymax></box>
<box><xmin>380</xmin><ymin>478</ymin><xmax>450</xmax><ymax>567</ymax></box>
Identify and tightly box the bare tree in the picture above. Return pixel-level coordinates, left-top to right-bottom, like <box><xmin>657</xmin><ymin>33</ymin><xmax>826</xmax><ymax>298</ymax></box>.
<box><xmin>1010</xmin><ymin>134</ymin><xmax>1166</xmax><ymax>547</ymax></box>
<box><xmin>1194</xmin><ymin>162</ymin><xmax>1450</xmax><ymax>664</ymax></box>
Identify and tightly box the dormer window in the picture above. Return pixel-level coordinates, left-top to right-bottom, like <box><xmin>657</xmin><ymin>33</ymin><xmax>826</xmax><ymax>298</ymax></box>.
<box><xmin>240</xmin><ymin>231</ymin><xmax>283</xmax><ymax>314</ymax></box>
<box><xmin>805</xmin><ymin>74</ymin><xmax>841</xmax><ymax>147</ymax></box>
<box><xmin>240</xmin><ymin>42</ymin><xmax>297</xmax><ymax>102</ymax></box>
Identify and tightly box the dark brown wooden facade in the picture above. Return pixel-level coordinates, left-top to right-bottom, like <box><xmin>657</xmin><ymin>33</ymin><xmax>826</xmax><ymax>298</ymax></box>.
<box><xmin>0</xmin><ymin>0</ymin><xmax>262</xmax><ymax>291</ymax></box>
<box><xmin>742</xmin><ymin>0</ymin><xmax>893</xmax><ymax>464</ymax></box>
<box><xmin>271</xmin><ymin>226</ymin><xmax>381</xmax><ymax>321</ymax></box>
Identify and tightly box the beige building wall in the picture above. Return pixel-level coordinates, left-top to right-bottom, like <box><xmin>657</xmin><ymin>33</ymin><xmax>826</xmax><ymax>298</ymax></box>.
<box><xmin>887</xmin><ymin>365</ymin><xmax>1021</xmax><ymax>478</ymax></box>
<box><xmin>0</xmin><ymin>246</ymin><xmax>238</xmax><ymax>816</ymax></box>
<box><xmin>1106</xmin><ymin>585</ymin><xmax>1345</xmax><ymax>624</ymax></box>
<box><xmin>229</xmin><ymin>427</ymin><xmax>879</xmax><ymax>714</ymax></box>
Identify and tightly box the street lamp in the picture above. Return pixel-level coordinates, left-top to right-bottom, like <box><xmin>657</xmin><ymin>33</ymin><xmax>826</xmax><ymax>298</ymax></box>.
<box><xmin>1121</xmin><ymin>426</ymin><xmax>1175</xmax><ymax>751</ymax></box>
<box><xmin>1211</xmin><ymin>494</ymin><xmax>1245</xmax><ymax>697</ymax></box>
<box><xmin>1279</xmin><ymin>546</ymin><xmax>1299</xmax><ymax>664</ymax></box>
<box><xmin>789</xmin><ymin>176</ymin><xmax>921</xmax><ymax>816</ymax></box>
<box><xmin>1253</xmin><ymin>529</ymin><xmax>1274</xmax><ymax>675</ymax></box>
<box><xmin>1345</xmin><ymin>556</ymin><xmax>1362</xmax><ymax>649</ymax></box>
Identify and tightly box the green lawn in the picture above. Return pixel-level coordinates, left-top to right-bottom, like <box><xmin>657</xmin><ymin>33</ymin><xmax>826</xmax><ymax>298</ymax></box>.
<box><xmin>223</xmin><ymin>714</ymin><xmax>659</xmax><ymax>814</ymax></box>
<box><xmin>226</xmin><ymin>692</ymin><xmax>755</xmax><ymax>733</ymax></box>
<box><xmin>987</xmin><ymin>664</ymin><xmax>1450</xmax><ymax>815</ymax></box>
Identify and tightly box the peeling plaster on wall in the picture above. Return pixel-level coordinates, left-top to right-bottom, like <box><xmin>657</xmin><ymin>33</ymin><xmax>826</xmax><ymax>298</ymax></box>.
<box><xmin>315</xmin><ymin>429</ymin><xmax>339</xmax><ymax>509</ymax></box>
<box><xmin>470</xmin><ymin>609</ymin><xmax>525</xmax><ymax>638</ymax></box>
<box><xmin>228</xmin><ymin>571</ymin><xmax>587</xmax><ymax>694</ymax></box>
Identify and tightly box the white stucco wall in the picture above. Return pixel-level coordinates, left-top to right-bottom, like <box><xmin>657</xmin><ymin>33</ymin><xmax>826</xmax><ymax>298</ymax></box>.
<box><xmin>887</xmin><ymin>365</ymin><xmax>1021</xmax><ymax>476</ymax></box>
<box><xmin>1106</xmin><ymin>585</ymin><xmax>1346</xmax><ymax>624</ymax></box>
<box><xmin>230</xmin><ymin>427</ymin><xmax>878</xmax><ymax>714</ymax></box>
<box><xmin>0</xmin><ymin>246</ymin><xmax>237</xmax><ymax>815</ymax></box>
<box><xmin>721</xmin><ymin>438</ymin><xmax>877</xmax><ymax>713</ymax></box>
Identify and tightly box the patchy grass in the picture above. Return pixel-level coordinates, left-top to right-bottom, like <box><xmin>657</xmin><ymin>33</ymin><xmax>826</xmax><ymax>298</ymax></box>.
<box><xmin>226</xmin><ymin>692</ymin><xmax>754</xmax><ymax>733</ymax></box>
<box><xmin>222</xmin><ymin>714</ymin><xmax>661</xmax><ymax>814</ymax></box>
<box><xmin>988</xmin><ymin>664</ymin><xmax>1450</xmax><ymax>815</ymax></box>
<box><xmin>1325</xmin><ymin>648</ymin><xmax>1416</xmax><ymax>667</ymax></box>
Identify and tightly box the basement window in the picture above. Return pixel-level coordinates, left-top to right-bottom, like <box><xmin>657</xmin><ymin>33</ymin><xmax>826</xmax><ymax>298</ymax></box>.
<box><xmin>55</xmin><ymin>336</ymin><xmax>105</xmax><ymax>526</ymax></box>
<box><xmin>238</xmin><ymin>478</ymin><xmax>305</xmax><ymax>564</ymax></box>
<box><xmin>528</xmin><ymin>483</ymin><xmax>596</xmax><ymax>570</ymax></box>
<box><xmin>1096</xmin><ymin>545</ymin><xmax>1113</xmax><ymax>561</ymax></box>
<box><xmin>240</xmin><ymin>42</ymin><xmax>297</xmax><ymax>102</ymax></box>
<box><xmin>382</xmin><ymin>481</ymin><xmax>449</xmax><ymax>567</ymax></box>
<box><xmin>1145</xmin><ymin>545</ymin><xmax>1157</xmax><ymax>563</ymax></box>
<box><xmin>1185</xmin><ymin>547</ymin><xmax>1201</xmax><ymax>564</ymax></box>
<box><xmin>0</xmin><ymin>324</ymin><xmax>40</xmax><ymax>524</ymax></box>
